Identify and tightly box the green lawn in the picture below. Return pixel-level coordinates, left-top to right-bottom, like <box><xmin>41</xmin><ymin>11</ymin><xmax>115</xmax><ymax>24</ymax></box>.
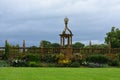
<box><xmin>0</xmin><ymin>68</ymin><xmax>120</xmax><ymax>80</ymax></box>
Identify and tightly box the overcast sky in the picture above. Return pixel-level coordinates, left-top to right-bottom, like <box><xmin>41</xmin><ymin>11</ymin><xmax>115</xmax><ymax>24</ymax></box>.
<box><xmin>0</xmin><ymin>0</ymin><xmax>120</xmax><ymax>46</ymax></box>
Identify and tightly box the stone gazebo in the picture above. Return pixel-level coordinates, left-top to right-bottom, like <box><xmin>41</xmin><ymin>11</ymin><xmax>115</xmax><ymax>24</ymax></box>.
<box><xmin>59</xmin><ymin>18</ymin><xmax>73</xmax><ymax>57</ymax></box>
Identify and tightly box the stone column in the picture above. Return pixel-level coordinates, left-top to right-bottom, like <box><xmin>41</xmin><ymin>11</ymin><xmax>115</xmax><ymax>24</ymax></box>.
<box><xmin>62</xmin><ymin>37</ymin><xmax>65</xmax><ymax>47</ymax></box>
<box><xmin>60</xmin><ymin>36</ymin><xmax>62</xmax><ymax>47</ymax></box>
<box><xmin>23</xmin><ymin>40</ymin><xmax>26</xmax><ymax>53</ymax></box>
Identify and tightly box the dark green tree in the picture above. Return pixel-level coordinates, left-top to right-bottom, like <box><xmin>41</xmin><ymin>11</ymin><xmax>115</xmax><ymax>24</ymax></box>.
<box><xmin>40</xmin><ymin>40</ymin><xmax>52</xmax><ymax>48</ymax></box>
<box><xmin>27</xmin><ymin>46</ymin><xmax>38</xmax><ymax>53</ymax></box>
<box><xmin>72</xmin><ymin>42</ymin><xmax>85</xmax><ymax>48</ymax></box>
<box><xmin>85</xmin><ymin>44</ymin><xmax>108</xmax><ymax>48</ymax></box>
<box><xmin>4</xmin><ymin>42</ymin><xmax>10</xmax><ymax>59</ymax></box>
<box><xmin>105</xmin><ymin>27</ymin><xmax>120</xmax><ymax>48</ymax></box>
<box><xmin>51</xmin><ymin>43</ymin><xmax>60</xmax><ymax>48</ymax></box>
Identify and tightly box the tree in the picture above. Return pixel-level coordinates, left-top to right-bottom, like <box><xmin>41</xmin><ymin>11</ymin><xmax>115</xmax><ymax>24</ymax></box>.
<box><xmin>40</xmin><ymin>40</ymin><xmax>52</xmax><ymax>48</ymax></box>
<box><xmin>72</xmin><ymin>42</ymin><xmax>85</xmax><ymax>48</ymax></box>
<box><xmin>105</xmin><ymin>27</ymin><xmax>120</xmax><ymax>48</ymax></box>
<box><xmin>51</xmin><ymin>43</ymin><xmax>60</xmax><ymax>48</ymax></box>
<box><xmin>4</xmin><ymin>41</ymin><xmax>10</xmax><ymax>59</ymax></box>
<box><xmin>85</xmin><ymin>44</ymin><xmax>108</xmax><ymax>48</ymax></box>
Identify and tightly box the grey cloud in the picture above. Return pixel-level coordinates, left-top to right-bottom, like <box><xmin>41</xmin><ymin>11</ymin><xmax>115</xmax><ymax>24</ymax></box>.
<box><xmin>0</xmin><ymin>0</ymin><xmax>120</xmax><ymax>46</ymax></box>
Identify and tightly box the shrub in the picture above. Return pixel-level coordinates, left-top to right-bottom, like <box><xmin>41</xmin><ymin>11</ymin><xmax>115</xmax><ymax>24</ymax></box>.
<box><xmin>11</xmin><ymin>59</ymin><xmax>28</xmax><ymax>67</ymax></box>
<box><xmin>58</xmin><ymin>58</ymin><xmax>71</xmax><ymax>65</ymax></box>
<box><xmin>87</xmin><ymin>62</ymin><xmax>109</xmax><ymax>68</ymax></box>
<box><xmin>108</xmin><ymin>59</ymin><xmax>120</xmax><ymax>66</ymax></box>
<box><xmin>105</xmin><ymin>53</ymin><xmax>120</xmax><ymax>67</ymax></box>
<box><xmin>56</xmin><ymin>53</ymin><xmax>71</xmax><ymax>67</ymax></box>
<box><xmin>23</xmin><ymin>53</ymin><xmax>40</xmax><ymax>62</ymax></box>
<box><xmin>72</xmin><ymin>53</ymin><xmax>83</xmax><ymax>64</ymax></box>
<box><xmin>28</xmin><ymin>61</ymin><xmax>39</xmax><ymax>67</ymax></box>
<box><xmin>70</xmin><ymin>61</ymin><xmax>80</xmax><ymax>67</ymax></box>
<box><xmin>57</xmin><ymin>53</ymin><xmax>64</xmax><ymax>60</ymax></box>
<box><xmin>86</xmin><ymin>54</ymin><xmax>109</xmax><ymax>64</ymax></box>
<box><xmin>47</xmin><ymin>63</ymin><xmax>57</xmax><ymax>67</ymax></box>
<box><xmin>101</xmin><ymin>64</ymin><xmax>109</xmax><ymax>68</ymax></box>
<box><xmin>41</xmin><ymin>54</ymin><xmax>58</xmax><ymax>63</ymax></box>
<box><xmin>0</xmin><ymin>60</ymin><xmax>10</xmax><ymax>67</ymax></box>
<box><xmin>87</xmin><ymin>63</ymin><xmax>98</xmax><ymax>68</ymax></box>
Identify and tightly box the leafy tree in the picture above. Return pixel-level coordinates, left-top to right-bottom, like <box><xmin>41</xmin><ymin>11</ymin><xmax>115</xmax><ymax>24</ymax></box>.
<box><xmin>51</xmin><ymin>43</ymin><xmax>60</xmax><ymax>48</ymax></box>
<box><xmin>40</xmin><ymin>40</ymin><xmax>52</xmax><ymax>48</ymax></box>
<box><xmin>85</xmin><ymin>44</ymin><xmax>108</xmax><ymax>48</ymax></box>
<box><xmin>29</xmin><ymin>46</ymin><xmax>38</xmax><ymax>48</ymax></box>
<box><xmin>105</xmin><ymin>27</ymin><xmax>120</xmax><ymax>48</ymax></box>
<box><xmin>4</xmin><ymin>42</ymin><xmax>10</xmax><ymax>59</ymax></box>
<box><xmin>72</xmin><ymin>42</ymin><xmax>85</xmax><ymax>48</ymax></box>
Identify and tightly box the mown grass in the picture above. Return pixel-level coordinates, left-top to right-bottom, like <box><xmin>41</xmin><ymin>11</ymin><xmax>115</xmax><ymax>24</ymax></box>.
<box><xmin>0</xmin><ymin>68</ymin><xmax>120</xmax><ymax>80</ymax></box>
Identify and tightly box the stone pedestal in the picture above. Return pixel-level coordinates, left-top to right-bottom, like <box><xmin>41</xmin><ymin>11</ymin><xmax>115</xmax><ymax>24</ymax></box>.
<box><xmin>60</xmin><ymin>48</ymin><xmax>72</xmax><ymax>58</ymax></box>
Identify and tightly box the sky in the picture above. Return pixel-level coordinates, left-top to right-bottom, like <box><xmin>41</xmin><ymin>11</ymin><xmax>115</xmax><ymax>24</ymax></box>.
<box><xmin>0</xmin><ymin>0</ymin><xmax>120</xmax><ymax>46</ymax></box>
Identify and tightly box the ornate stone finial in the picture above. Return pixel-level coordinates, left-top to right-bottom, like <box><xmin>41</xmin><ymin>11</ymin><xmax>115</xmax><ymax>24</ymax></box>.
<box><xmin>62</xmin><ymin>17</ymin><xmax>72</xmax><ymax>35</ymax></box>
<box><xmin>64</xmin><ymin>17</ymin><xmax>69</xmax><ymax>25</ymax></box>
